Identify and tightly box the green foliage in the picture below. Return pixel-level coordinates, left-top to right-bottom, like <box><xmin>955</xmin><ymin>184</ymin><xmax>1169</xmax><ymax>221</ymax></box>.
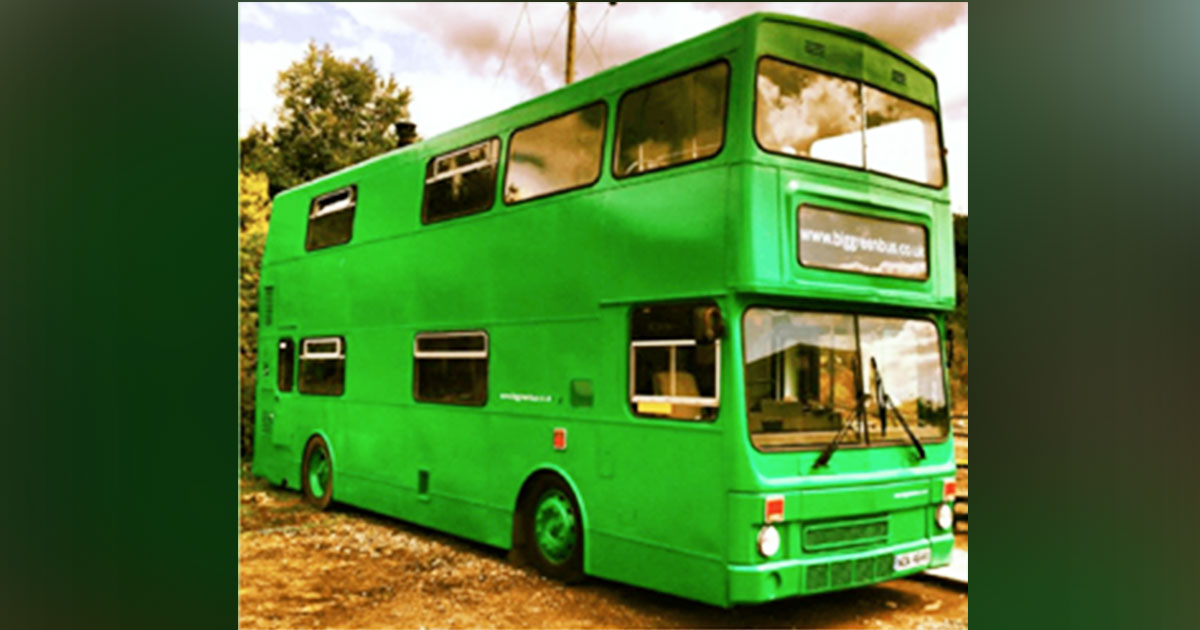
<box><xmin>240</xmin><ymin>42</ymin><xmax>414</xmax><ymax>196</ymax></box>
<box><xmin>238</xmin><ymin>44</ymin><xmax>414</xmax><ymax>456</ymax></box>
<box><xmin>239</xmin><ymin>172</ymin><xmax>271</xmax><ymax>457</ymax></box>
<box><xmin>948</xmin><ymin>214</ymin><xmax>968</xmax><ymax>413</ymax></box>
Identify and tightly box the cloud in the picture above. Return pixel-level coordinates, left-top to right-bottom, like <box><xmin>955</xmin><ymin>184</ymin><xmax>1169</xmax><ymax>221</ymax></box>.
<box><xmin>799</xmin><ymin>2</ymin><xmax>966</xmax><ymax>54</ymax></box>
<box><xmin>238</xmin><ymin>3</ymin><xmax>275</xmax><ymax>30</ymax></box>
<box><xmin>238</xmin><ymin>39</ymin><xmax>309</xmax><ymax>135</ymax></box>
<box><xmin>239</xmin><ymin>2</ymin><xmax>967</xmax><ymax>212</ymax></box>
<box><xmin>264</xmin><ymin>2</ymin><xmax>319</xmax><ymax>16</ymax></box>
<box><xmin>329</xmin><ymin>3</ymin><xmax>965</xmax><ymax>101</ymax></box>
<box><xmin>331</xmin><ymin>15</ymin><xmax>361</xmax><ymax>41</ymax></box>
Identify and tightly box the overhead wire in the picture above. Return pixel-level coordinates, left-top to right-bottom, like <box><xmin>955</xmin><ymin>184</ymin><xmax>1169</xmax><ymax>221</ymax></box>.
<box><xmin>587</xmin><ymin>3</ymin><xmax>613</xmax><ymax>69</ymax></box>
<box><xmin>523</xmin><ymin>2</ymin><xmax>540</xmax><ymax>65</ymax></box>
<box><xmin>579</xmin><ymin>17</ymin><xmax>603</xmax><ymax>68</ymax></box>
<box><xmin>598</xmin><ymin>3</ymin><xmax>613</xmax><ymax>70</ymax></box>
<box><xmin>491</xmin><ymin>2</ymin><xmax>528</xmax><ymax>93</ymax></box>
<box><xmin>528</xmin><ymin>8</ymin><xmax>567</xmax><ymax>87</ymax></box>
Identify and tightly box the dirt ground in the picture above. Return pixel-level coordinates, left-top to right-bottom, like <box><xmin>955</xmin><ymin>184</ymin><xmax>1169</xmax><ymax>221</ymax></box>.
<box><xmin>239</xmin><ymin>467</ymin><xmax>967</xmax><ymax>629</ymax></box>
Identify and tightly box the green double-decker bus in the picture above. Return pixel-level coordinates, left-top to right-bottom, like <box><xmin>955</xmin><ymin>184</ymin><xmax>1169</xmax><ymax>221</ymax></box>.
<box><xmin>252</xmin><ymin>12</ymin><xmax>957</xmax><ymax>607</ymax></box>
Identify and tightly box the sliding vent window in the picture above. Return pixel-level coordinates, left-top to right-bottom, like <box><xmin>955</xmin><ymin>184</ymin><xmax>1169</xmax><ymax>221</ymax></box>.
<box><xmin>629</xmin><ymin>302</ymin><xmax>720</xmax><ymax>421</ymax></box>
<box><xmin>277</xmin><ymin>338</ymin><xmax>294</xmax><ymax>392</ymax></box>
<box><xmin>423</xmin><ymin>138</ymin><xmax>500</xmax><ymax>223</ymax></box>
<box><xmin>614</xmin><ymin>62</ymin><xmax>728</xmax><ymax>178</ymax></box>
<box><xmin>298</xmin><ymin>336</ymin><xmax>346</xmax><ymax>396</ymax></box>
<box><xmin>504</xmin><ymin>102</ymin><xmax>606</xmax><ymax>203</ymax></box>
<box><xmin>306</xmin><ymin>186</ymin><xmax>356</xmax><ymax>251</ymax></box>
<box><xmin>414</xmin><ymin>332</ymin><xmax>488</xmax><ymax>406</ymax></box>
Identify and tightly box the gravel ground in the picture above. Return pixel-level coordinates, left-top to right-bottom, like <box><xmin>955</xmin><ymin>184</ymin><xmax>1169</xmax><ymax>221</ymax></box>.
<box><xmin>239</xmin><ymin>468</ymin><xmax>968</xmax><ymax>629</ymax></box>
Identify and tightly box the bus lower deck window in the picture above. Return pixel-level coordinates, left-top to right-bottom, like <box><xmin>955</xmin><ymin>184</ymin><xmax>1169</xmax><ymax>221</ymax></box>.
<box><xmin>629</xmin><ymin>302</ymin><xmax>720</xmax><ymax>420</ymax></box>
<box><xmin>277</xmin><ymin>338</ymin><xmax>294</xmax><ymax>392</ymax></box>
<box><xmin>298</xmin><ymin>336</ymin><xmax>346</xmax><ymax>396</ymax></box>
<box><xmin>413</xmin><ymin>331</ymin><xmax>488</xmax><ymax>406</ymax></box>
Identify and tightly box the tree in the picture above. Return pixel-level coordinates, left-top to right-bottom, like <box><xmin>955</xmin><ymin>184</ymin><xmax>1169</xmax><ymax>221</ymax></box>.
<box><xmin>948</xmin><ymin>214</ymin><xmax>968</xmax><ymax>414</ymax></box>
<box><xmin>240</xmin><ymin>42</ymin><xmax>414</xmax><ymax>196</ymax></box>
<box><xmin>239</xmin><ymin>171</ymin><xmax>271</xmax><ymax>457</ymax></box>
<box><xmin>239</xmin><ymin>43</ymin><xmax>414</xmax><ymax>457</ymax></box>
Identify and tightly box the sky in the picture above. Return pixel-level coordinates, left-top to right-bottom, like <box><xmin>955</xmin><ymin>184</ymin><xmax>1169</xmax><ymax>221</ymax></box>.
<box><xmin>238</xmin><ymin>2</ymin><xmax>967</xmax><ymax>214</ymax></box>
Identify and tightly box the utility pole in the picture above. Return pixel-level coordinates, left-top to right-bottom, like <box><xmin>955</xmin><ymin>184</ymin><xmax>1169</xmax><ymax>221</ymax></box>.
<box><xmin>565</xmin><ymin>2</ymin><xmax>578</xmax><ymax>84</ymax></box>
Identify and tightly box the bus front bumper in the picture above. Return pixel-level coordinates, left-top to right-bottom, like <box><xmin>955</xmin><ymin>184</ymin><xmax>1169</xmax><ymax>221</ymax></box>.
<box><xmin>727</xmin><ymin>532</ymin><xmax>954</xmax><ymax>605</ymax></box>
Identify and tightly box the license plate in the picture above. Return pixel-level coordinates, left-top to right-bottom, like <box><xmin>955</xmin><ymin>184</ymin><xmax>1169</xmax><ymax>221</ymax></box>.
<box><xmin>893</xmin><ymin>548</ymin><xmax>931</xmax><ymax>572</ymax></box>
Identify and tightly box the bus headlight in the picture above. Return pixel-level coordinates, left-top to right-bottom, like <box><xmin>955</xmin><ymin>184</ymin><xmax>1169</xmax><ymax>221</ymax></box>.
<box><xmin>937</xmin><ymin>503</ymin><xmax>953</xmax><ymax>530</ymax></box>
<box><xmin>757</xmin><ymin>525</ymin><xmax>781</xmax><ymax>557</ymax></box>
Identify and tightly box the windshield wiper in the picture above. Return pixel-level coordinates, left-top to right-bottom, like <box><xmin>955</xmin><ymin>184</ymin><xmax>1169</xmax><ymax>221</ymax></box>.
<box><xmin>812</xmin><ymin>410</ymin><xmax>854</xmax><ymax>469</ymax></box>
<box><xmin>870</xmin><ymin>357</ymin><xmax>926</xmax><ymax>460</ymax></box>
<box><xmin>813</xmin><ymin>391</ymin><xmax>867</xmax><ymax>469</ymax></box>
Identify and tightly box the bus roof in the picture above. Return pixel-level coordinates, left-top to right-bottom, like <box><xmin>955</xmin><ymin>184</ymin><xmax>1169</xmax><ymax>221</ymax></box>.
<box><xmin>275</xmin><ymin>12</ymin><xmax>937</xmax><ymax>200</ymax></box>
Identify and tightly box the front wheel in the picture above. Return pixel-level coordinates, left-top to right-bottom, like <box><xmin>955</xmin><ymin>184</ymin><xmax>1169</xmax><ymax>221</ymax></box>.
<box><xmin>301</xmin><ymin>436</ymin><xmax>333</xmax><ymax>510</ymax></box>
<box><xmin>522</xmin><ymin>475</ymin><xmax>584</xmax><ymax>582</ymax></box>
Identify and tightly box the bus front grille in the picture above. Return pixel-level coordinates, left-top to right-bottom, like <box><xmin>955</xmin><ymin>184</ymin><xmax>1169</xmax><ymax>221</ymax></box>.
<box><xmin>803</xmin><ymin>517</ymin><xmax>889</xmax><ymax>552</ymax></box>
<box><xmin>806</xmin><ymin>552</ymin><xmax>895</xmax><ymax>591</ymax></box>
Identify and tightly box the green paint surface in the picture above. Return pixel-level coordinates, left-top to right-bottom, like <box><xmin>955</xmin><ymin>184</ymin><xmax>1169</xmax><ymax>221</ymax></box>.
<box><xmin>306</xmin><ymin>447</ymin><xmax>328</xmax><ymax>499</ymax></box>
<box><xmin>535</xmin><ymin>489</ymin><xmax>578</xmax><ymax>565</ymax></box>
<box><xmin>253</xmin><ymin>13</ymin><xmax>955</xmax><ymax>607</ymax></box>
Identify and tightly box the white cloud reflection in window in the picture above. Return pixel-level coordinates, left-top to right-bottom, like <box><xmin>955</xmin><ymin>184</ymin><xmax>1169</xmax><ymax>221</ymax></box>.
<box><xmin>755</xmin><ymin>59</ymin><xmax>862</xmax><ymax>167</ymax></box>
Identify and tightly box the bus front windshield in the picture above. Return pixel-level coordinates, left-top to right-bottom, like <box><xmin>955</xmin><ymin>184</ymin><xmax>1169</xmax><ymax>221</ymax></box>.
<box><xmin>743</xmin><ymin>308</ymin><xmax>948</xmax><ymax>451</ymax></box>
<box><xmin>754</xmin><ymin>57</ymin><xmax>945</xmax><ymax>188</ymax></box>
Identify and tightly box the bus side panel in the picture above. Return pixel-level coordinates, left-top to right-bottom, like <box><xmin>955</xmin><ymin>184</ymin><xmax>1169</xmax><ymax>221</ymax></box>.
<box><xmin>251</xmin><ymin>325</ymin><xmax>281</xmax><ymax>483</ymax></box>
<box><xmin>589</xmin><ymin>532</ymin><xmax>729</xmax><ymax>607</ymax></box>
<box><xmin>575</xmin><ymin>307</ymin><xmax>732</xmax><ymax>607</ymax></box>
<box><xmin>585</xmin><ymin>423</ymin><xmax>729</xmax><ymax>607</ymax></box>
<box><xmin>331</xmin><ymin>317</ymin><xmax>611</xmax><ymax>552</ymax></box>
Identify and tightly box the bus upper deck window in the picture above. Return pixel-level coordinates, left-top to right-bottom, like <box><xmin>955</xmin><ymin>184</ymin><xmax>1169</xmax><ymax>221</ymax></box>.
<box><xmin>306</xmin><ymin>186</ymin><xmax>356</xmax><ymax>251</ymax></box>
<box><xmin>504</xmin><ymin>102</ymin><xmax>606</xmax><ymax>204</ymax></box>
<box><xmin>754</xmin><ymin>56</ymin><xmax>946</xmax><ymax>188</ymax></box>
<box><xmin>423</xmin><ymin>139</ymin><xmax>500</xmax><ymax>224</ymax></box>
<box><xmin>755</xmin><ymin>59</ymin><xmax>862</xmax><ymax>168</ymax></box>
<box><xmin>614</xmin><ymin>62</ymin><xmax>729</xmax><ymax>178</ymax></box>
<box><xmin>863</xmin><ymin>86</ymin><xmax>944</xmax><ymax>187</ymax></box>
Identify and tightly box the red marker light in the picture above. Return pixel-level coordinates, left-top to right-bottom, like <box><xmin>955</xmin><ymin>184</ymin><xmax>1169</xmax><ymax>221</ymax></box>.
<box><xmin>943</xmin><ymin>478</ymin><xmax>957</xmax><ymax>501</ymax></box>
<box><xmin>764</xmin><ymin>495</ymin><xmax>785</xmax><ymax>523</ymax></box>
<box><xmin>553</xmin><ymin>427</ymin><xmax>567</xmax><ymax>451</ymax></box>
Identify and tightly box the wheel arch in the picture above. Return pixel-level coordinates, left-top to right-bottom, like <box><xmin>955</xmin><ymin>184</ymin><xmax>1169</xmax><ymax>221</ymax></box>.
<box><xmin>511</xmin><ymin>464</ymin><xmax>591</xmax><ymax>569</ymax></box>
<box><xmin>300</xmin><ymin>430</ymin><xmax>338</xmax><ymax>500</ymax></box>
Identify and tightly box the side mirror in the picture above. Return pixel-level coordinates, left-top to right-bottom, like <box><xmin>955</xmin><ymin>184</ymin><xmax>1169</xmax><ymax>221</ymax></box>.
<box><xmin>694</xmin><ymin>306</ymin><xmax>725</xmax><ymax>344</ymax></box>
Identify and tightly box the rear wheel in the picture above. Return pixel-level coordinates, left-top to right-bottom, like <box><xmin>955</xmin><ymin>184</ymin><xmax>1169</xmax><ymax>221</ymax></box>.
<box><xmin>522</xmin><ymin>475</ymin><xmax>584</xmax><ymax>582</ymax></box>
<box><xmin>301</xmin><ymin>436</ymin><xmax>333</xmax><ymax>510</ymax></box>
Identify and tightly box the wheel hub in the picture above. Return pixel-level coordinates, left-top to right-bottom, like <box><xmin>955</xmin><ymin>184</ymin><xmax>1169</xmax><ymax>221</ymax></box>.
<box><xmin>307</xmin><ymin>449</ymin><xmax>328</xmax><ymax>498</ymax></box>
<box><xmin>533</xmin><ymin>489</ymin><xmax>576</xmax><ymax>564</ymax></box>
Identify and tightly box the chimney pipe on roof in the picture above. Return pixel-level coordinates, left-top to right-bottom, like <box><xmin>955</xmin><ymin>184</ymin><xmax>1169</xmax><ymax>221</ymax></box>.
<box><xmin>394</xmin><ymin>121</ymin><xmax>418</xmax><ymax>148</ymax></box>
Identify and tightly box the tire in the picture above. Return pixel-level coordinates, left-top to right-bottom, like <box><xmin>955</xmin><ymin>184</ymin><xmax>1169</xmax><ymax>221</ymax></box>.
<box><xmin>301</xmin><ymin>436</ymin><xmax>334</xmax><ymax>510</ymax></box>
<box><xmin>522</xmin><ymin>475</ymin><xmax>584</xmax><ymax>583</ymax></box>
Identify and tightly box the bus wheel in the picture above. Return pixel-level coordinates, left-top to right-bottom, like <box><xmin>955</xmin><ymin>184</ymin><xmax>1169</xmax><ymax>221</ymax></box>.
<box><xmin>301</xmin><ymin>436</ymin><xmax>333</xmax><ymax>510</ymax></box>
<box><xmin>523</xmin><ymin>475</ymin><xmax>584</xmax><ymax>582</ymax></box>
